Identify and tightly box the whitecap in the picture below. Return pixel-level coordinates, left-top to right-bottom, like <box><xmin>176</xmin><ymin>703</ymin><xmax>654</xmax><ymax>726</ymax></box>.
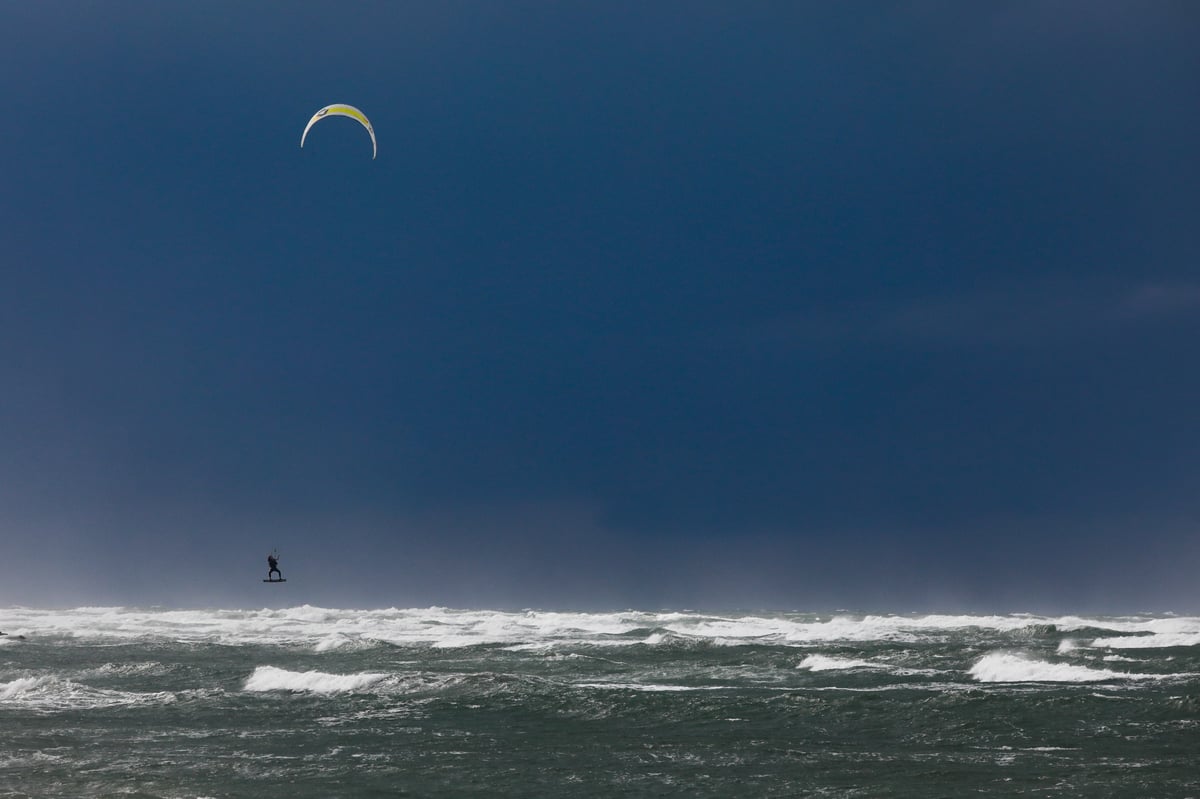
<box><xmin>3</xmin><ymin>605</ymin><xmax>1197</xmax><ymax>653</ymax></box>
<box><xmin>242</xmin><ymin>665</ymin><xmax>389</xmax><ymax>695</ymax></box>
<box><xmin>0</xmin><ymin>674</ymin><xmax>175</xmax><ymax>710</ymax></box>
<box><xmin>312</xmin><ymin>633</ymin><xmax>380</xmax><ymax>653</ymax></box>
<box><xmin>968</xmin><ymin>653</ymin><xmax>1161</xmax><ymax>683</ymax></box>
<box><xmin>796</xmin><ymin>655</ymin><xmax>883</xmax><ymax>672</ymax></box>
<box><xmin>1090</xmin><ymin>632</ymin><xmax>1200</xmax><ymax>650</ymax></box>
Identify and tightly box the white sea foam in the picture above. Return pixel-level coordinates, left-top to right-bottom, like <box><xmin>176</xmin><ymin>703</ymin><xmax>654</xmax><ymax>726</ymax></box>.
<box><xmin>574</xmin><ymin>682</ymin><xmax>737</xmax><ymax>692</ymax></box>
<box><xmin>243</xmin><ymin>665</ymin><xmax>389</xmax><ymax>695</ymax></box>
<box><xmin>3</xmin><ymin>605</ymin><xmax>1196</xmax><ymax>652</ymax></box>
<box><xmin>968</xmin><ymin>653</ymin><xmax>1161</xmax><ymax>683</ymax></box>
<box><xmin>0</xmin><ymin>674</ymin><xmax>175</xmax><ymax>710</ymax></box>
<box><xmin>78</xmin><ymin>661</ymin><xmax>176</xmax><ymax>679</ymax></box>
<box><xmin>0</xmin><ymin>750</ymin><xmax>70</xmax><ymax>769</ymax></box>
<box><xmin>1091</xmin><ymin>632</ymin><xmax>1200</xmax><ymax>650</ymax></box>
<box><xmin>0</xmin><ymin>675</ymin><xmax>50</xmax><ymax>700</ymax></box>
<box><xmin>796</xmin><ymin>655</ymin><xmax>883</xmax><ymax>672</ymax></box>
<box><xmin>312</xmin><ymin>633</ymin><xmax>382</xmax><ymax>653</ymax></box>
<box><xmin>1087</xmin><ymin>617</ymin><xmax>1200</xmax><ymax>650</ymax></box>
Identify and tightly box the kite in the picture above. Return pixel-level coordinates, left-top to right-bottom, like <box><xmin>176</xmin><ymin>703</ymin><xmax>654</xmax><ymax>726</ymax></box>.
<box><xmin>300</xmin><ymin>104</ymin><xmax>377</xmax><ymax>159</ymax></box>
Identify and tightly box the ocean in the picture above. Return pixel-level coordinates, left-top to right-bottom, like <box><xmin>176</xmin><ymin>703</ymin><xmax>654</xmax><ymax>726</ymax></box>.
<box><xmin>1</xmin><ymin>606</ymin><xmax>1197</xmax><ymax>797</ymax></box>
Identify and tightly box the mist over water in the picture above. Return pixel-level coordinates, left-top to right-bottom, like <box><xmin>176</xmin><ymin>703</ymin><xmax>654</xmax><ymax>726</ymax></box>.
<box><xmin>2</xmin><ymin>606</ymin><xmax>1198</xmax><ymax>797</ymax></box>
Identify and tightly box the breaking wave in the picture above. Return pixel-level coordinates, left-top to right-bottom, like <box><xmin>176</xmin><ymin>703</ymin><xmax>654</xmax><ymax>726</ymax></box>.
<box><xmin>1088</xmin><ymin>618</ymin><xmax>1200</xmax><ymax>650</ymax></box>
<box><xmin>1090</xmin><ymin>632</ymin><xmax>1200</xmax><ymax>650</ymax></box>
<box><xmin>968</xmin><ymin>653</ymin><xmax>1161</xmax><ymax>683</ymax></box>
<box><xmin>0</xmin><ymin>674</ymin><xmax>175</xmax><ymax>711</ymax></box>
<box><xmin>242</xmin><ymin>666</ymin><xmax>389</xmax><ymax>695</ymax></box>
<box><xmin>3</xmin><ymin>605</ymin><xmax>1198</xmax><ymax>657</ymax></box>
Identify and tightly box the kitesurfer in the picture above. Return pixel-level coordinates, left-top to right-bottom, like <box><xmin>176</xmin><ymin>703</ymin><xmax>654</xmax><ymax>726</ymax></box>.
<box><xmin>267</xmin><ymin>553</ymin><xmax>282</xmax><ymax>582</ymax></box>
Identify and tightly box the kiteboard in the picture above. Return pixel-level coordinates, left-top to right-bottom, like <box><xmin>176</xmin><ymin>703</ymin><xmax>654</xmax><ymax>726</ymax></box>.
<box><xmin>263</xmin><ymin>579</ymin><xmax>287</xmax><ymax>583</ymax></box>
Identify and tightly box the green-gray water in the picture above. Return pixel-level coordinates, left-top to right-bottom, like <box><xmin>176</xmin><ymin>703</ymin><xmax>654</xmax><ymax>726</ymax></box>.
<box><xmin>2</xmin><ymin>607</ymin><xmax>1197</xmax><ymax>797</ymax></box>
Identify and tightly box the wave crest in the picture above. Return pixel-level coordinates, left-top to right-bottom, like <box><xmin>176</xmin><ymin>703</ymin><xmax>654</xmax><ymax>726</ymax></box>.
<box><xmin>3</xmin><ymin>606</ymin><xmax>1197</xmax><ymax>652</ymax></box>
<box><xmin>0</xmin><ymin>674</ymin><xmax>174</xmax><ymax>710</ymax></box>
<box><xmin>797</xmin><ymin>655</ymin><xmax>882</xmax><ymax>672</ymax></box>
<box><xmin>968</xmin><ymin>653</ymin><xmax>1160</xmax><ymax>683</ymax></box>
<box><xmin>242</xmin><ymin>665</ymin><xmax>389</xmax><ymax>695</ymax></box>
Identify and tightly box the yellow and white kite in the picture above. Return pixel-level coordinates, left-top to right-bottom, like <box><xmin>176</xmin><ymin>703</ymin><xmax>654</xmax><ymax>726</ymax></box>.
<box><xmin>300</xmin><ymin>104</ymin><xmax>377</xmax><ymax>159</ymax></box>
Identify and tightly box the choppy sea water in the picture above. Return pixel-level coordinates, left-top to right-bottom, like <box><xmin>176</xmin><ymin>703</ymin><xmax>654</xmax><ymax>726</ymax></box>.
<box><xmin>1</xmin><ymin>607</ymin><xmax>1198</xmax><ymax>798</ymax></box>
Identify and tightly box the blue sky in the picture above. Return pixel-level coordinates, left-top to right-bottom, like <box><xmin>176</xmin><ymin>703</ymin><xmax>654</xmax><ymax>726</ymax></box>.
<box><xmin>2</xmin><ymin>2</ymin><xmax>1198</xmax><ymax>610</ymax></box>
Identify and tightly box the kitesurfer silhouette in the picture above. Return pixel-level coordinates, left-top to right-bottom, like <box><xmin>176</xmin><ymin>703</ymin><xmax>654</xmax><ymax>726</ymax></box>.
<box><xmin>267</xmin><ymin>553</ymin><xmax>282</xmax><ymax>582</ymax></box>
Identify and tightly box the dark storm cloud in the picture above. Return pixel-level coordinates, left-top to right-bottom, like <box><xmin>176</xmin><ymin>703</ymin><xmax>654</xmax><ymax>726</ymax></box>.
<box><xmin>739</xmin><ymin>280</ymin><xmax>1200</xmax><ymax>350</ymax></box>
<box><xmin>1</xmin><ymin>2</ymin><xmax>1197</xmax><ymax>609</ymax></box>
